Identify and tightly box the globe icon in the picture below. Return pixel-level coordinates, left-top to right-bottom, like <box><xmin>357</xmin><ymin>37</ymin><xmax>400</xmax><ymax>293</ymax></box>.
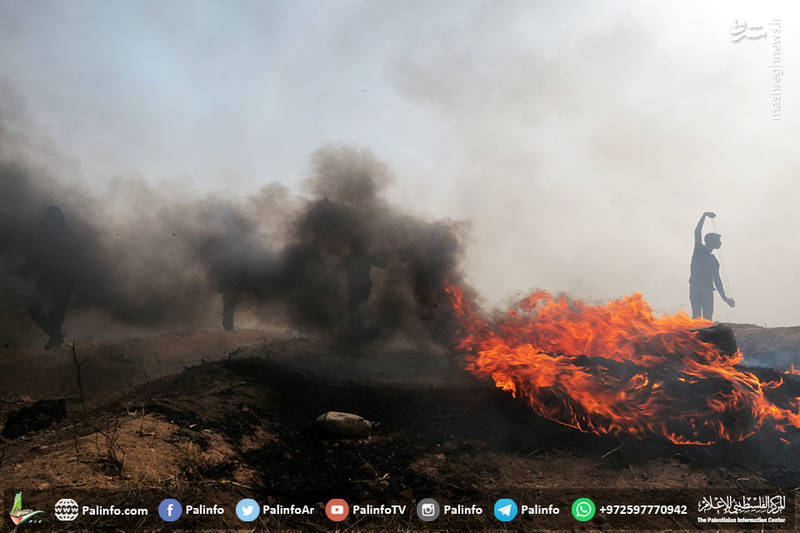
<box><xmin>54</xmin><ymin>499</ymin><xmax>79</xmax><ymax>521</ymax></box>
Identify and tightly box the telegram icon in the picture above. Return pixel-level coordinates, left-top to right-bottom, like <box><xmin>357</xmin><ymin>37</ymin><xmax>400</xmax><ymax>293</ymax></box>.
<box><xmin>493</xmin><ymin>499</ymin><xmax>518</xmax><ymax>522</ymax></box>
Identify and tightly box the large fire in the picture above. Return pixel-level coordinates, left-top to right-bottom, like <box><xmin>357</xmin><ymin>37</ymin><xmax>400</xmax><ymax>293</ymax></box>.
<box><xmin>446</xmin><ymin>285</ymin><xmax>800</xmax><ymax>445</ymax></box>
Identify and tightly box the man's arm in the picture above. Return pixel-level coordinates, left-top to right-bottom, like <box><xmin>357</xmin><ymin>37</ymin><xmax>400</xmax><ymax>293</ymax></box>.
<box><xmin>695</xmin><ymin>211</ymin><xmax>715</xmax><ymax>246</ymax></box>
<box><xmin>713</xmin><ymin>264</ymin><xmax>735</xmax><ymax>307</ymax></box>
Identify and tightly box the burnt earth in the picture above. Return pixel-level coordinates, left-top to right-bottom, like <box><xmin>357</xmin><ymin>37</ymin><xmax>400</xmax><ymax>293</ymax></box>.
<box><xmin>1</xmin><ymin>336</ymin><xmax>800</xmax><ymax>531</ymax></box>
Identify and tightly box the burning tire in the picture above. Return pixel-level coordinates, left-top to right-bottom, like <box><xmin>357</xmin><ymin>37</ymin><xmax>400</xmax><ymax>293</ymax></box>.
<box><xmin>447</xmin><ymin>286</ymin><xmax>793</xmax><ymax>445</ymax></box>
<box><xmin>693</xmin><ymin>324</ymin><xmax>738</xmax><ymax>357</ymax></box>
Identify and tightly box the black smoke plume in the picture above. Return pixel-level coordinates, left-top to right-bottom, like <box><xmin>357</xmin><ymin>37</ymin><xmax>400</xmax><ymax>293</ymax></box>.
<box><xmin>0</xmin><ymin>109</ymin><xmax>467</xmax><ymax>346</ymax></box>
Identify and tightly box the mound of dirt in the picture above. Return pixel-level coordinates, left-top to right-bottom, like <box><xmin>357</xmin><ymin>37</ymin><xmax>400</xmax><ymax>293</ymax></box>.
<box><xmin>730</xmin><ymin>323</ymin><xmax>800</xmax><ymax>369</ymax></box>
<box><xmin>0</xmin><ymin>329</ymin><xmax>268</xmax><ymax>406</ymax></box>
<box><xmin>1</xmin><ymin>399</ymin><xmax>66</xmax><ymax>440</ymax></box>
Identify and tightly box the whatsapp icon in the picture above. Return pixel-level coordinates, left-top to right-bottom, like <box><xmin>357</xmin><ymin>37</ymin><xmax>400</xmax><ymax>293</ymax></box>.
<box><xmin>571</xmin><ymin>498</ymin><xmax>596</xmax><ymax>522</ymax></box>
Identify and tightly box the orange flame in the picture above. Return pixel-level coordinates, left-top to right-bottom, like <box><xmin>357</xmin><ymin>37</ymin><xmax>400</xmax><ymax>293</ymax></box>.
<box><xmin>446</xmin><ymin>285</ymin><xmax>800</xmax><ymax>445</ymax></box>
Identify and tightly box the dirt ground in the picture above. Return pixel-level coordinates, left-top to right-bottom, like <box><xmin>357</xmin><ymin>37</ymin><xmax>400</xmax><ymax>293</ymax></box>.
<box><xmin>1</xmin><ymin>328</ymin><xmax>799</xmax><ymax>531</ymax></box>
<box><xmin>0</xmin><ymin>329</ymin><xmax>268</xmax><ymax>403</ymax></box>
<box><xmin>730</xmin><ymin>323</ymin><xmax>800</xmax><ymax>369</ymax></box>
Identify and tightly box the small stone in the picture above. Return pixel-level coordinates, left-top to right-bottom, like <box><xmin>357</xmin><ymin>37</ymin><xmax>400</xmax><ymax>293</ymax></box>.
<box><xmin>315</xmin><ymin>411</ymin><xmax>373</xmax><ymax>438</ymax></box>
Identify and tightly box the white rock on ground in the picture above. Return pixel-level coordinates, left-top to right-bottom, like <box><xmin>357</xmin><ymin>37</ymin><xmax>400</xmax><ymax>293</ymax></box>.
<box><xmin>316</xmin><ymin>411</ymin><xmax>373</xmax><ymax>438</ymax></box>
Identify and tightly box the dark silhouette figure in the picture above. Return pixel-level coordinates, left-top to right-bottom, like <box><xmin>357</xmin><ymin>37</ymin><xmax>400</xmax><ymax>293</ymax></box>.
<box><xmin>29</xmin><ymin>206</ymin><xmax>76</xmax><ymax>350</ymax></box>
<box><xmin>338</xmin><ymin>237</ymin><xmax>386</xmax><ymax>337</ymax></box>
<box><xmin>222</xmin><ymin>290</ymin><xmax>236</xmax><ymax>331</ymax></box>
<box><xmin>690</xmin><ymin>211</ymin><xmax>734</xmax><ymax>320</ymax></box>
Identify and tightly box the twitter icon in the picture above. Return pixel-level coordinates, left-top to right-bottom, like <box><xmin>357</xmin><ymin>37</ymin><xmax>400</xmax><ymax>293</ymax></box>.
<box><xmin>236</xmin><ymin>499</ymin><xmax>260</xmax><ymax>522</ymax></box>
<box><xmin>493</xmin><ymin>499</ymin><xmax>518</xmax><ymax>522</ymax></box>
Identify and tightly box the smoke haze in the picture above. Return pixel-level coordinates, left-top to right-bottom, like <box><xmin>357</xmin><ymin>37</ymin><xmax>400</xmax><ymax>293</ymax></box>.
<box><xmin>0</xmin><ymin>0</ymin><xmax>799</xmax><ymax>341</ymax></box>
<box><xmin>1</xmin><ymin>109</ymin><xmax>467</xmax><ymax>343</ymax></box>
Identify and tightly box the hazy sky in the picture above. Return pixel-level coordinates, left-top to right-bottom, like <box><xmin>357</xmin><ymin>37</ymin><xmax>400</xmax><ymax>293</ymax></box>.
<box><xmin>1</xmin><ymin>0</ymin><xmax>799</xmax><ymax>325</ymax></box>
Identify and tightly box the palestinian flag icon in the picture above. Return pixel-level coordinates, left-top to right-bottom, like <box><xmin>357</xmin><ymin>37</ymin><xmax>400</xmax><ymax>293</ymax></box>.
<box><xmin>9</xmin><ymin>492</ymin><xmax>45</xmax><ymax>525</ymax></box>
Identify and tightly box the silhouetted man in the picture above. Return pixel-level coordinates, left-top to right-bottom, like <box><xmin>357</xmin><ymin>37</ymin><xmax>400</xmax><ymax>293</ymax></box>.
<box><xmin>690</xmin><ymin>211</ymin><xmax>734</xmax><ymax>320</ymax></box>
<box><xmin>29</xmin><ymin>206</ymin><xmax>76</xmax><ymax>350</ymax></box>
<box><xmin>222</xmin><ymin>289</ymin><xmax>236</xmax><ymax>331</ymax></box>
<box><xmin>339</xmin><ymin>237</ymin><xmax>386</xmax><ymax>336</ymax></box>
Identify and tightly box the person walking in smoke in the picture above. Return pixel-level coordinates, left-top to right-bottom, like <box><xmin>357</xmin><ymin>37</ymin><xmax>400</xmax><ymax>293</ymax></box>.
<box><xmin>28</xmin><ymin>206</ymin><xmax>77</xmax><ymax>350</ymax></box>
<box><xmin>690</xmin><ymin>211</ymin><xmax>735</xmax><ymax>320</ymax></box>
<box><xmin>222</xmin><ymin>289</ymin><xmax>236</xmax><ymax>331</ymax></box>
<box><xmin>338</xmin><ymin>236</ymin><xmax>386</xmax><ymax>339</ymax></box>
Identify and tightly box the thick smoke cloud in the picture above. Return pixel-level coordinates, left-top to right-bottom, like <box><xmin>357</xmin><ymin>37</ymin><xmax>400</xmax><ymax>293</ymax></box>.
<box><xmin>179</xmin><ymin>145</ymin><xmax>466</xmax><ymax>341</ymax></box>
<box><xmin>0</xmin><ymin>109</ymin><xmax>466</xmax><ymax>345</ymax></box>
<box><xmin>0</xmin><ymin>158</ymin><xmax>212</xmax><ymax>335</ymax></box>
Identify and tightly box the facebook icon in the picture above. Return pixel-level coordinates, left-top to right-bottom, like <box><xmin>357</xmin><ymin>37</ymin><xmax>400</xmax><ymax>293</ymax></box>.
<box><xmin>158</xmin><ymin>499</ymin><xmax>183</xmax><ymax>522</ymax></box>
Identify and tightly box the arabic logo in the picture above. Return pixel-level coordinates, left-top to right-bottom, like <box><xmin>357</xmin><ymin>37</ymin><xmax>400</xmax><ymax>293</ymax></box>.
<box><xmin>730</xmin><ymin>20</ymin><xmax>767</xmax><ymax>43</ymax></box>
<box><xmin>9</xmin><ymin>492</ymin><xmax>45</xmax><ymax>525</ymax></box>
<box><xmin>698</xmin><ymin>494</ymin><xmax>786</xmax><ymax>515</ymax></box>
